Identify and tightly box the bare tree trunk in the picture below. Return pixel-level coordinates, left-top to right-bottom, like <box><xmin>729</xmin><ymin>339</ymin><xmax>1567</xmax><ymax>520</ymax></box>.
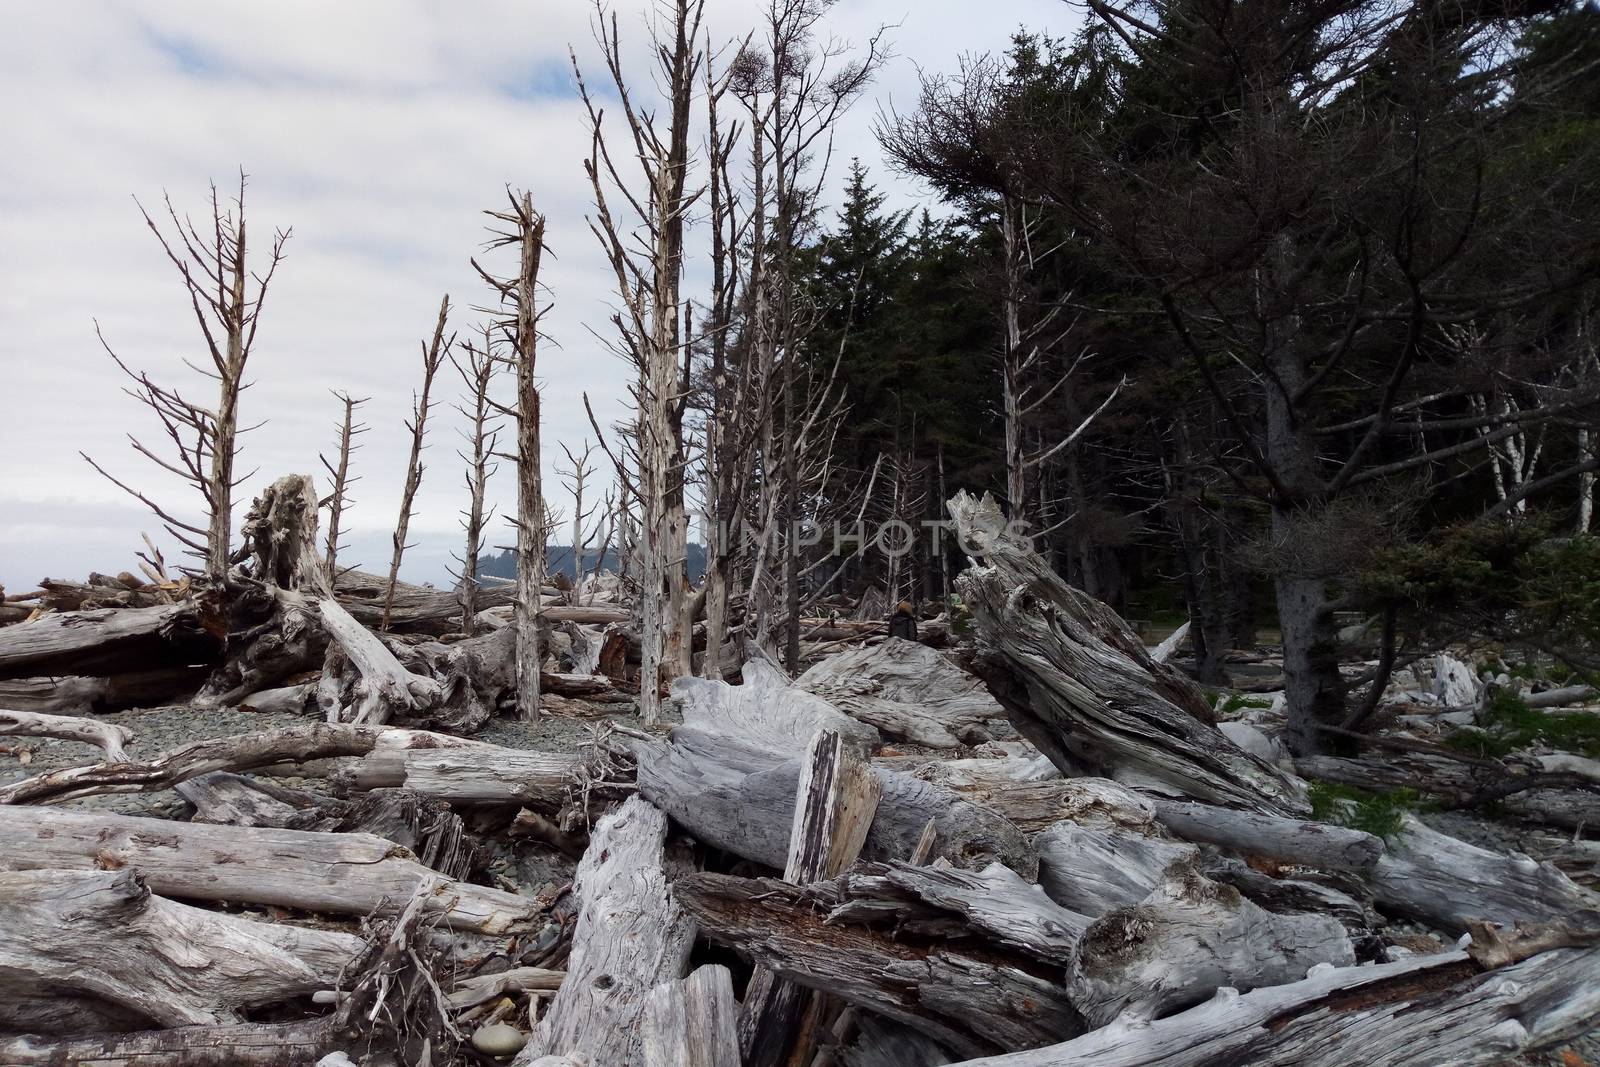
<box><xmin>453</xmin><ymin>327</ymin><xmax>501</xmax><ymax>637</ymax></box>
<box><xmin>320</xmin><ymin>390</ymin><xmax>368</xmax><ymax>576</ymax></box>
<box><xmin>382</xmin><ymin>294</ymin><xmax>452</xmax><ymax>630</ymax></box>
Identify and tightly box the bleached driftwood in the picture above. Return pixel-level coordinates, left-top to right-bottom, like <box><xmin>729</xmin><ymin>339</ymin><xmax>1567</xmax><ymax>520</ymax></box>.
<box><xmin>445</xmin><ymin>966</ymin><xmax>565</xmax><ymax>1012</ymax></box>
<box><xmin>0</xmin><ymin>722</ymin><xmax>431</xmax><ymax>805</ymax></box>
<box><xmin>640</xmin><ymin>965</ymin><xmax>741</xmax><ymax>1067</ymax></box>
<box><xmin>948</xmin><ymin>491</ymin><xmax>1303</xmax><ymax>815</ymax></box>
<box><xmin>381</xmin><ymin>748</ymin><xmax>597</xmax><ymax>811</ymax></box>
<box><xmin>1150</xmin><ymin>799</ymin><xmax>1385</xmax><ymax>872</ymax></box>
<box><xmin>516</xmin><ymin>796</ymin><xmax>695</xmax><ymax>1066</ymax></box>
<box><xmin>1369</xmin><ymin>813</ymin><xmax>1600</xmax><ymax>930</ymax></box>
<box><xmin>632</xmin><ymin>729</ymin><xmax>1036</xmax><ymax>876</ymax></box>
<box><xmin>940</xmin><ymin>946</ymin><xmax>1600</xmax><ymax>1067</ymax></box>
<box><xmin>331</xmin><ymin>728</ymin><xmax>504</xmax><ymax>791</ymax></box>
<box><xmin>741</xmin><ymin>730</ymin><xmax>882</xmax><ymax>1067</ymax></box>
<box><xmin>676</xmin><ymin>872</ymin><xmax>1085</xmax><ymax>1059</ymax></box>
<box><xmin>0</xmin><ymin>667</ymin><xmax>204</xmax><ymax>713</ymax></box>
<box><xmin>795</xmin><ymin>638</ymin><xmax>1007</xmax><ymax>748</ymax></box>
<box><xmin>1149</xmin><ymin>620</ymin><xmax>1189</xmax><ymax>665</ymax></box>
<box><xmin>238</xmin><ymin>681</ymin><xmax>317</xmax><ymax>715</ymax></box>
<box><xmin>0</xmin><ymin>707</ymin><xmax>131</xmax><ymax>761</ymax></box>
<box><xmin>0</xmin><ymin>804</ymin><xmax>538</xmax><ymax>933</ymax></box>
<box><xmin>0</xmin><ymin>868</ymin><xmax>361</xmax><ymax>1031</ymax></box>
<box><xmin>0</xmin><ymin>602</ymin><xmax>217</xmax><ymax>680</ymax></box>
<box><xmin>671</xmin><ymin>657</ymin><xmax>880</xmax><ymax>756</ymax></box>
<box><xmin>176</xmin><ymin>771</ymin><xmax>309</xmax><ymax>827</ymax></box>
<box><xmin>1034</xmin><ymin>822</ymin><xmax>1197</xmax><ymax>916</ymax></box>
<box><xmin>317</xmin><ymin>597</ymin><xmax>443</xmax><ymax>725</ymax></box>
<box><xmin>1067</xmin><ymin>863</ymin><xmax>1355</xmax><ymax>1026</ymax></box>
<box><xmin>0</xmin><ymin>1019</ymin><xmax>335</xmax><ymax>1067</ymax></box>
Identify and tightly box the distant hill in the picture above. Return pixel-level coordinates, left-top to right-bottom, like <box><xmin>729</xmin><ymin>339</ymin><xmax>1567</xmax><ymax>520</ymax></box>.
<box><xmin>477</xmin><ymin>544</ymin><xmax>706</xmax><ymax>583</ymax></box>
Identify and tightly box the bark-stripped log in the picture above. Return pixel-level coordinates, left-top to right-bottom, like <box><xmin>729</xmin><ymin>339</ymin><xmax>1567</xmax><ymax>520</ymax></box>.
<box><xmin>0</xmin><ymin>722</ymin><xmax>435</xmax><ymax>805</ymax></box>
<box><xmin>941</xmin><ymin>946</ymin><xmax>1600</xmax><ymax>1067</ymax></box>
<box><xmin>795</xmin><ymin>638</ymin><xmax>1007</xmax><ymax>748</ymax></box>
<box><xmin>640</xmin><ymin>965</ymin><xmax>741</xmax><ymax>1067</ymax></box>
<box><xmin>1067</xmin><ymin>863</ymin><xmax>1355</xmax><ymax>1026</ymax></box>
<box><xmin>0</xmin><ymin>804</ymin><xmax>538</xmax><ymax>933</ymax></box>
<box><xmin>1369</xmin><ymin>813</ymin><xmax>1600</xmax><ymax>930</ymax></box>
<box><xmin>948</xmin><ymin>491</ymin><xmax>1302</xmax><ymax>815</ymax></box>
<box><xmin>515</xmin><ymin>796</ymin><xmax>695</xmax><ymax>1066</ymax></box>
<box><xmin>1150</xmin><ymin>799</ymin><xmax>1385</xmax><ymax>872</ymax></box>
<box><xmin>384</xmin><ymin>748</ymin><xmax>594</xmax><ymax>810</ymax></box>
<box><xmin>0</xmin><ymin>1019</ymin><xmax>335</xmax><ymax>1067</ymax></box>
<box><xmin>632</xmin><ymin>729</ymin><xmax>1035</xmax><ymax>876</ymax></box>
<box><xmin>0</xmin><ymin>868</ymin><xmax>361</xmax><ymax>1032</ymax></box>
<box><xmin>317</xmin><ymin>597</ymin><xmax>442</xmax><ymax>725</ymax></box>
<box><xmin>0</xmin><ymin>602</ymin><xmax>218</xmax><ymax>681</ymax></box>
<box><xmin>671</xmin><ymin>656</ymin><xmax>880</xmax><ymax>756</ymax></box>
<box><xmin>0</xmin><ymin>707</ymin><xmax>131</xmax><ymax>760</ymax></box>
<box><xmin>1034</xmin><ymin>822</ymin><xmax>1198</xmax><ymax>916</ymax></box>
<box><xmin>0</xmin><ymin>667</ymin><xmax>206</xmax><ymax>713</ymax></box>
<box><xmin>676</xmin><ymin>872</ymin><xmax>1085</xmax><ymax>1059</ymax></box>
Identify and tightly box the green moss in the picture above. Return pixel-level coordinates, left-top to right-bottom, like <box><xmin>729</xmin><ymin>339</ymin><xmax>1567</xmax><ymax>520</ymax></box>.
<box><xmin>1217</xmin><ymin>693</ymin><xmax>1273</xmax><ymax>715</ymax></box>
<box><xmin>1307</xmin><ymin>780</ymin><xmax>1421</xmax><ymax>841</ymax></box>
<box><xmin>1444</xmin><ymin>689</ymin><xmax>1600</xmax><ymax>759</ymax></box>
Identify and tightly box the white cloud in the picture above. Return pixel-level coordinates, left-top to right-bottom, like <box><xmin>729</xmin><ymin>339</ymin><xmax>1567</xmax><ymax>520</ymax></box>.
<box><xmin>0</xmin><ymin>0</ymin><xmax>1081</xmax><ymax>591</ymax></box>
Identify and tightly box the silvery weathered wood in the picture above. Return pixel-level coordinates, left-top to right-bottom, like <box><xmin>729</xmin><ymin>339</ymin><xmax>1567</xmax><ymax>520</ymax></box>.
<box><xmin>795</xmin><ymin>638</ymin><xmax>1007</xmax><ymax>748</ymax></box>
<box><xmin>671</xmin><ymin>656</ymin><xmax>880</xmax><ymax>756</ymax></box>
<box><xmin>1067</xmin><ymin>863</ymin><xmax>1355</xmax><ymax>1025</ymax></box>
<box><xmin>1150</xmin><ymin>799</ymin><xmax>1385</xmax><ymax>872</ymax></box>
<box><xmin>515</xmin><ymin>796</ymin><xmax>695</xmax><ymax>1066</ymax></box>
<box><xmin>0</xmin><ymin>722</ymin><xmax>420</xmax><ymax>805</ymax></box>
<box><xmin>741</xmin><ymin>730</ymin><xmax>883</xmax><ymax>1067</ymax></box>
<box><xmin>0</xmin><ymin>602</ymin><xmax>217</xmax><ymax>681</ymax></box>
<box><xmin>631</xmin><ymin>730</ymin><xmax>1036</xmax><ymax>876</ymax></box>
<box><xmin>238</xmin><ymin>681</ymin><xmax>317</xmax><ymax>715</ymax></box>
<box><xmin>0</xmin><ymin>707</ymin><xmax>131</xmax><ymax>760</ymax></box>
<box><xmin>317</xmin><ymin>596</ymin><xmax>443</xmax><ymax>725</ymax></box>
<box><xmin>1369</xmin><ymin>813</ymin><xmax>1600</xmax><ymax>931</ymax></box>
<box><xmin>920</xmin><ymin>774</ymin><xmax>1158</xmax><ymax>836</ymax></box>
<box><xmin>0</xmin><ymin>667</ymin><xmax>204</xmax><ymax>713</ymax></box>
<box><xmin>0</xmin><ymin>868</ymin><xmax>361</xmax><ymax>1031</ymax></box>
<box><xmin>0</xmin><ymin>1019</ymin><xmax>335</xmax><ymax>1067</ymax></box>
<box><xmin>385</xmin><ymin>747</ymin><xmax>591</xmax><ymax>809</ymax></box>
<box><xmin>639</xmin><ymin>965</ymin><xmax>741</xmax><ymax>1067</ymax></box>
<box><xmin>1298</xmin><ymin>752</ymin><xmax>1600</xmax><ymax>830</ymax></box>
<box><xmin>948</xmin><ymin>491</ymin><xmax>1303</xmax><ymax>815</ymax></box>
<box><xmin>831</xmin><ymin>860</ymin><xmax>1091</xmax><ymax>958</ymax></box>
<box><xmin>940</xmin><ymin>946</ymin><xmax>1600</xmax><ymax>1067</ymax></box>
<box><xmin>1034</xmin><ymin>822</ymin><xmax>1198</xmax><ymax>916</ymax></box>
<box><xmin>675</xmin><ymin>871</ymin><xmax>1085</xmax><ymax>1059</ymax></box>
<box><xmin>176</xmin><ymin>771</ymin><xmax>308</xmax><ymax>827</ymax></box>
<box><xmin>0</xmin><ymin>804</ymin><xmax>538</xmax><ymax>933</ymax></box>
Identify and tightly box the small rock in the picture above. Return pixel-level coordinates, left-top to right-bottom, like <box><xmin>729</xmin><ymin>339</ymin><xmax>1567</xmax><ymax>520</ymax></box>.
<box><xmin>472</xmin><ymin>1022</ymin><xmax>528</xmax><ymax>1057</ymax></box>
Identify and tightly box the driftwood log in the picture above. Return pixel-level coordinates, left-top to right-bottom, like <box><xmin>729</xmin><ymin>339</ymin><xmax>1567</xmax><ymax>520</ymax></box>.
<box><xmin>0</xmin><ymin>667</ymin><xmax>206</xmax><ymax>712</ymax></box>
<box><xmin>0</xmin><ymin>602</ymin><xmax>218</xmax><ymax>681</ymax></box>
<box><xmin>948</xmin><ymin>491</ymin><xmax>1303</xmax><ymax>815</ymax></box>
<box><xmin>795</xmin><ymin>638</ymin><xmax>1007</xmax><ymax>748</ymax></box>
<box><xmin>639</xmin><ymin>965</ymin><xmax>741</xmax><ymax>1067</ymax></box>
<box><xmin>0</xmin><ymin>1019</ymin><xmax>336</xmax><ymax>1067</ymax></box>
<box><xmin>0</xmin><ymin>867</ymin><xmax>361</xmax><ymax>1031</ymax></box>
<box><xmin>0</xmin><ymin>707</ymin><xmax>132</xmax><ymax>760</ymax></box>
<box><xmin>0</xmin><ymin>804</ymin><xmax>538</xmax><ymax>933</ymax></box>
<box><xmin>632</xmin><ymin>728</ymin><xmax>1035</xmax><ymax>875</ymax></box>
<box><xmin>671</xmin><ymin>656</ymin><xmax>880</xmax><ymax>756</ymax></box>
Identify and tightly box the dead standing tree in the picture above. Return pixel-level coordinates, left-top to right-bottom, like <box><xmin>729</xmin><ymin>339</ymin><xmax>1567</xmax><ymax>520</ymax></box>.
<box><xmin>380</xmin><ymin>295</ymin><xmax>453</xmax><ymax>631</ymax></box>
<box><xmin>83</xmin><ymin>175</ymin><xmax>290</xmax><ymax>580</ymax></box>
<box><xmin>572</xmin><ymin>0</ymin><xmax>704</xmax><ymax>724</ymax></box>
<box><xmin>473</xmin><ymin>190</ymin><xmax>549</xmax><ymax>721</ymax></box>
<box><xmin>319</xmin><ymin>390</ymin><xmax>369</xmax><ymax>577</ymax></box>
<box><xmin>451</xmin><ymin>326</ymin><xmax>502</xmax><ymax>637</ymax></box>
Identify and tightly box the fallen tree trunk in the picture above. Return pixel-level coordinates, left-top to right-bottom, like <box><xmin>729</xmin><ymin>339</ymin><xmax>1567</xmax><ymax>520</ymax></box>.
<box><xmin>316</xmin><ymin>597</ymin><xmax>442</xmax><ymax>725</ymax></box>
<box><xmin>671</xmin><ymin>656</ymin><xmax>880</xmax><ymax>757</ymax></box>
<box><xmin>1368</xmin><ymin>813</ymin><xmax>1600</xmax><ymax>931</ymax></box>
<box><xmin>1298</xmin><ymin>752</ymin><xmax>1600</xmax><ymax>830</ymax></box>
<box><xmin>0</xmin><ymin>667</ymin><xmax>206</xmax><ymax>713</ymax></box>
<box><xmin>0</xmin><ymin>722</ymin><xmax>429</xmax><ymax>805</ymax></box>
<box><xmin>0</xmin><ymin>867</ymin><xmax>361</xmax><ymax>1031</ymax></box>
<box><xmin>0</xmin><ymin>707</ymin><xmax>131</xmax><ymax>761</ymax></box>
<box><xmin>0</xmin><ymin>602</ymin><xmax>219</xmax><ymax>681</ymax></box>
<box><xmin>0</xmin><ymin>804</ymin><xmax>539</xmax><ymax>933</ymax></box>
<box><xmin>0</xmin><ymin>1019</ymin><xmax>335</xmax><ymax>1067</ymax></box>
<box><xmin>948</xmin><ymin>491</ymin><xmax>1302</xmax><ymax>815</ymax></box>
<box><xmin>795</xmin><ymin>639</ymin><xmax>1007</xmax><ymax>748</ymax></box>
<box><xmin>941</xmin><ymin>945</ymin><xmax>1600</xmax><ymax>1067</ymax></box>
<box><xmin>1150</xmin><ymin>799</ymin><xmax>1385</xmax><ymax>872</ymax></box>
<box><xmin>631</xmin><ymin>729</ymin><xmax>1036</xmax><ymax>876</ymax></box>
<box><xmin>516</xmin><ymin>796</ymin><xmax>695</xmax><ymax>1066</ymax></box>
<box><xmin>676</xmin><ymin>872</ymin><xmax>1085</xmax><ymax>1059</ymax></box>
<box><xmin>1066</xmin><ymin>863</ymin><xmax>1355</xmax><ymax>1026</ymax></box>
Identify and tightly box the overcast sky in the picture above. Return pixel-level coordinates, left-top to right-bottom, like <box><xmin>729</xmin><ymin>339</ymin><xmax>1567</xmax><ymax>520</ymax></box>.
<box><xmin>0</xmin><ymin>0</ymin><xmax>1079</xmax><ymax>592</ymax></box>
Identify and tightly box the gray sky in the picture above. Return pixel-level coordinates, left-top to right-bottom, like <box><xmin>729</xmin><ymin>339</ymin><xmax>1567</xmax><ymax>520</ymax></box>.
<box><xmin>0</xmin><ymin>0</ymin><xmax>1078</xmax><ymax>591</ymax></box>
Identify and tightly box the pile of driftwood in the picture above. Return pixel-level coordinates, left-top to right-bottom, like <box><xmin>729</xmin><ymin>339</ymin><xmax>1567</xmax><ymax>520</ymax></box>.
<box><xmin>0</xmin><ymin>482</ymin><xmax>1597</xmax><ymax>1066</ymax></box>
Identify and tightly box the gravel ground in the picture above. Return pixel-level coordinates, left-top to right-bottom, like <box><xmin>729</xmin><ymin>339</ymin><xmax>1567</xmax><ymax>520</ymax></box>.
<box><xmin>3</xmin><ymin>702</ymin><xmax>1596</xmax><ymax>1064</ymax></box>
